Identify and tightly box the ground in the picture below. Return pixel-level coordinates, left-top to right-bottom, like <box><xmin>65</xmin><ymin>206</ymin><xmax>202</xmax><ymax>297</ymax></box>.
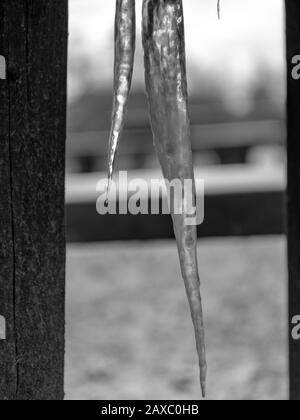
<box><xmin>65</xmin><ymin>236</ymin><xmax>287</xmax><ymax>400</ymax></box>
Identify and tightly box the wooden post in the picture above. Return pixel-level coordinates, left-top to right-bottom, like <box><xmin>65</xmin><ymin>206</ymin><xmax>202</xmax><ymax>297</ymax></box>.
<box><xmin>286</xmin><ymin>0</ymin><xmax>300</xmax><ymax>401</ymax></box>
<box><xmin>0</xmin><ymin>1</ymin><xmax>68</xmax><ymax>400</ymax></box>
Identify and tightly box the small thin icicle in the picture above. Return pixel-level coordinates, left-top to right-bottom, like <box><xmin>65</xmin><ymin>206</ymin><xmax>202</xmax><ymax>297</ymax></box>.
<box><xmin>217</xmin><ymin>0</ymin><xmax>221</xmax><ymax>20</ymax></box>
<box><xmin>106</xmin><ymin>0</ymin><xmax>136</xmax><ymax>201</ymax></box>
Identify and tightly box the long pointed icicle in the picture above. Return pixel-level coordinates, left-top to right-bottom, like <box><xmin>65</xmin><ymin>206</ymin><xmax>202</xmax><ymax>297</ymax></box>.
<box><xmin>142</xmin><ymin>0</ymin><xmax>207</xmax><ymax>397</ymax></box>
<box><xmin>107</xmin><ymin>0</ymin><xmax>136</xmax><ymax>194</ymax></box>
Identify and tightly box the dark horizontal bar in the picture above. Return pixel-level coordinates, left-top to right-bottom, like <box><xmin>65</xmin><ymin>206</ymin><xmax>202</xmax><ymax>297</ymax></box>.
<box><xmin>66</xmin><ymin>189</ymin><xmax>285</xmax><ymax>242</ymax></box>
<box><xmin>65</xmin><ymin>166</ymin><xmax>285</xmax><ymax>242</ymax></box>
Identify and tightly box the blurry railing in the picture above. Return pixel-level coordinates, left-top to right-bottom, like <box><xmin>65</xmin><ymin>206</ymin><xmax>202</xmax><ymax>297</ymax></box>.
<box><xmin>66</xmin><ymin>163</ymin><xmax>285</xmax><ymax>242</ymax></box>
<box><xmin>67</xmin><ymin>119</ymin><xmax>285</xmax><ymax>172</ymax></box>
<box><xmin>66</xmin><ymin>117</ymin><xmax>286</xmax><ymax>242</ymax></box>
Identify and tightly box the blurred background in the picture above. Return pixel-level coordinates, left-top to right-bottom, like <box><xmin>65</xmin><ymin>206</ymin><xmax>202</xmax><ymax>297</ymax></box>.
<box><xmin>65</xmin><ymin>0</ymin><xmax>288</xmax><ymax>400</ymax></box>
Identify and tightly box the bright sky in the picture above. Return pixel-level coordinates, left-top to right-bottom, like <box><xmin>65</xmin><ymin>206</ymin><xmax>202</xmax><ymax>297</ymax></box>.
<box><xmin>68</xmin><ymin>0</ymin><xmax>285</xmax><ymax>102</ymax></box>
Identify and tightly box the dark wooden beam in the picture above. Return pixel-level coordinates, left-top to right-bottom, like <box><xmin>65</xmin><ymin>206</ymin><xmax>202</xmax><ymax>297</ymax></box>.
<box><xmin>0</xmin><ymin>1</ymin><xmax>68</xmax><ymax>400</ymax></box>
<box><xmin>65</xmin><ymin>168</ymin><xmax>285</xmax><ymax>242</ymax></box>
<box><xmin>286</xmin><ymin>0</ymin><xmax>300</xmax><ymax>401</ymax></box>
<box><xmin>66</xmin><ymin>189</ymin><xmax>284</xmax><ymax>243</ymax></box>
<box><xmin>0</xmin><ymin>2</ymin><xmax>16</xmax><ymax>399</ymax></box>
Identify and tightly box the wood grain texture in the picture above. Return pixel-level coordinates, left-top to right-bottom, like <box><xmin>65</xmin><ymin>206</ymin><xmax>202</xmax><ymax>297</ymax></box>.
<box><xmin>286</xmin><ymin>0</ymin><xmax>300</xmax><ymax>401</ymax></box>
<box><xmin>0</xmin><ymin>0</ymin><xmax>68</xmax><ymax>400</ymax></box>
<box><xmin>0</xmin><ymin>0</ymin><xmax>17</xmax><ymax>400</ymax></box>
